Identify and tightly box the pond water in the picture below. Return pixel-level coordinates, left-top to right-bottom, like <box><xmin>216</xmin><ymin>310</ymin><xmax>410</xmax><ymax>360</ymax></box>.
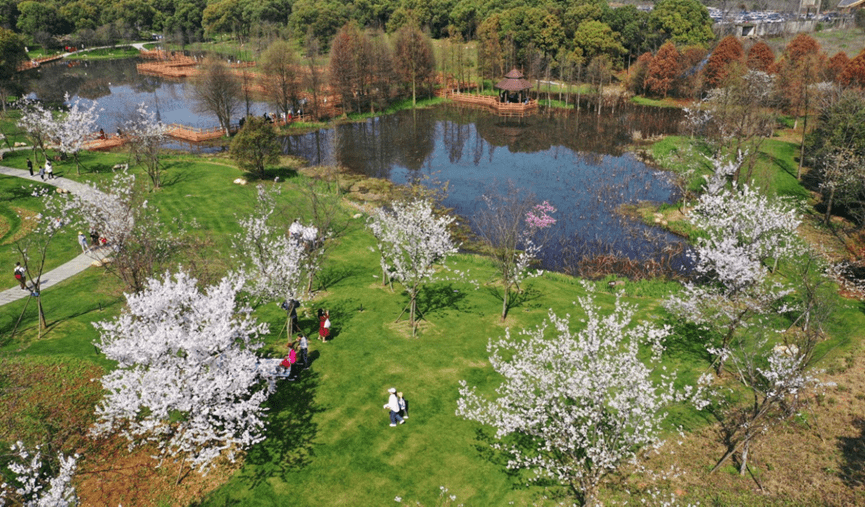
<box><xmin>29</xmin><ymin>58</ymin><xmax>686</xmax><ymax>274</ymax></box>
<box><xmin>28</xmin><ymin>57</ymin><xmax>269</xmax><ymax>150</ymax></box>
<box><xmin>285</xmin><ymin>106</ymin><xmax>686</xmax><ymax>272</ymax></box>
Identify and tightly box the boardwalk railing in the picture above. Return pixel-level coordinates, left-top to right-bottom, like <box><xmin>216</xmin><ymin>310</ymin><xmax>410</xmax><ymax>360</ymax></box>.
<box><xmin>448</xmin><ymin>92</ymin><xmax>539</xmax><ymax>117</ymax></box>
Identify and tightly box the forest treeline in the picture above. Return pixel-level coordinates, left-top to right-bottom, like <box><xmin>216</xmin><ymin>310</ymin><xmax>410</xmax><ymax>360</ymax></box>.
<box><xmin>1</xmin><ymin>0</ymin><xmax>714</xmax><ymax>65</ymax></box>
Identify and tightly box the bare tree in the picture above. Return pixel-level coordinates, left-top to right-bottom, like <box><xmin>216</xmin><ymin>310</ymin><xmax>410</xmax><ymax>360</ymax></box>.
<box><xmin>473</xmin><ymin>183</ymin><xmax>556</xmax><ymax>321</ymax></box>
<box><xmin>303</xmin><ymin>30</ymin><xmax>325</xmax><ymax>120</ymax></box>
<box><xmin>261</xmin><ymin>39</ymin><xmax>300</xmax><ymax>119</ymax></box>
<box><xmin>190</xmin><ymin>57</ymin><xmax>241</xmax><ymax>136</ymax></box>
<box><xmin>393</xmin><ymin>23</ymin><xmax>435</xmax><ymax>107</ymax></box>
<box><xmin>124</xmin><ymin>103</ymin><xmax>168</xmax><ymax>189</ymax></box>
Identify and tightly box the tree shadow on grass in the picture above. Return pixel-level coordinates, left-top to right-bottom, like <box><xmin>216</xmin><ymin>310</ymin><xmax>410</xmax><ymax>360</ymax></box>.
<box><xmin>315</xmin><ymin>264</ymin><xmax>353</xmax><ymax>291</ymax></box>
<box><xmin>237</xmin><ymin>366</ymin><xmax>324</xmax><ymax>490</ymax></box>
<box><xmin>417</xmin><ymin>282</ymin><xmax>467</xmax><ymax>315</ymax></box>
<box><xmin>838</xmin><ymin>417</ymin><xmax>865</xmax><ymax>489</ymax></box>
<box><xmin>159</xmin><ymin>161</ymin><xmax>197</xmax><ymax>188</ymax></box>
<box><xmin>661</xmin><ymin>319</ymin><xmax>713</xmax><ymax>365</ymax></box>
<box><xmin>241</xmin><ymin>167</ymin><xmax>298</xmax><ymax>183</ymax></box>
<box><xmin>485</xmin><ymin>285</ymin><xmax>543</xmax><ymax>319</ymax></box>
<box><xmin>471</xmin><ymin>427</ymin><xmax>561</xmax><ymax>491</ymax></box>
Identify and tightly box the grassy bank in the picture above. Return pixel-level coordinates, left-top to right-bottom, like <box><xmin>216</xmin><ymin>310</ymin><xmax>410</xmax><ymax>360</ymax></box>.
<box><xmin>1</xmin><ymin>128</ymin><xmax>863</xmax><ymax>506</ymax></box>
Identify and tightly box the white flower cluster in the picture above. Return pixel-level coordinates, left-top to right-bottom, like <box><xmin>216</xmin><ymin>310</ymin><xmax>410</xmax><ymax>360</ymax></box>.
<box><xmin>457</xmin><ymin>285</ymin><xmax>703</xmax><ymax>505</ymax></box>
<box><xmin>235</xmin><ymin>185</ymin><xmax>317</xmax><ymax>304</ymax></box>
<box><xmin>90</xmin><ymin>271</ymin><xmax>271</xmax><ymax>472</ymax></box>
<box><xmin>0</xmin><ymin>442</ymin><xmax>78</xmax><ymax>507</ymax></box>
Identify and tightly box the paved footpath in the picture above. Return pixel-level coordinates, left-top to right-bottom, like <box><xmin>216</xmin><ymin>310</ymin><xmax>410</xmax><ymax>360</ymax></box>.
<box><xmin>0</xmin><ymin>163</ymin><xmax>110</xmax><ymax>307</ymax></box>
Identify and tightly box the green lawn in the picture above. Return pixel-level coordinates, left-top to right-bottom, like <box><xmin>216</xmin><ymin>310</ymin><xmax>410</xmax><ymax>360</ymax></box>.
<box><xmin>1</xmin><ymin>142</ymin><xmax>863</xmax><ymax>506</ymax></box>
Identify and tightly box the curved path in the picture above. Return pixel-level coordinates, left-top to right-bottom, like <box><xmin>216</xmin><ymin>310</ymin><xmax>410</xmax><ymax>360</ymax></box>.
<box><xmin>0</xmin><ymin>163</ymin><xmax>110</xmax><ymax>307</ymax></box>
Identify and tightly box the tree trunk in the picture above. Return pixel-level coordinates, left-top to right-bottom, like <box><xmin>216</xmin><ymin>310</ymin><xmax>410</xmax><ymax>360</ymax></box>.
<box><xmin>501</xmin><ymin>286</ymin><xmax>509</xmax><ymax>322</ymax></box>
<box><xmin>739</xmin><ymin>439</ymin><xmax>750</xmax><ymax>475</ymax></box>
<box><xmin>824</xmin><ymin>185</ymin><xmax>836</xmax><ymax>226</ymax></box>
<box><xmin>797</xmin><ymin>112</ymin><xmax>807</xmax><ymax>180</ymax></box>
<box><xmin>37</xmin><ymin>294</ymin><xmax>47</xmax><ymax>330</ymax></box>
<box><xmin>410</xmin><ymin>290</ymin><xmax>417</xmax><ymax>337</ymax></box>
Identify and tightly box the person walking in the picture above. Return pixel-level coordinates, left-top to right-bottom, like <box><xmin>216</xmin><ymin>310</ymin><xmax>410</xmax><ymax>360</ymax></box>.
<box><xmin>13</xmin><ymin>262</ymin><xmax>27</xmax><ymax>290</ymax></box>
<box><xmin>318</xmin><ymin>308</ymin><xmax>331</xmax><ymax>343</ymax></box>
<box><xmin>77</xmin><ymin>231</ymin><xmax>89</xmax><ymax>253</ymax></box>
<box><xmin>26</xmin><ymin>158</ymin><xmax>33</xmax><ymax>176</ymax></box>
<box><xmin>298</xmin><ymin>333</ymin><xmax>309</xmax><ymax>367</ymax></box>
<box><xmin>37</xmin><ymin>162</ymin><xmax>45</xmax><ymax>181</ymax></box>
<box><xmin>397</xmin><ymin>391</ymin><xmax>409</xmax><ymax>419</ymax></box>
<box><xmin>383</xmin><ymin>387</ymin><xmax>405</xmax><ymax>427</ymax></box>
<box><xmin>44</xmin><ymin>160</ymin><xmax>54</xmax><ymax>179</ymax></box>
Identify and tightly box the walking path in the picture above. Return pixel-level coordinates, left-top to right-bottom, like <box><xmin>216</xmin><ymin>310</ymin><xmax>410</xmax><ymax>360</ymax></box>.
<box><xmin>0</xmin><ymin>163</ymin><xmax>110</xmax><ymax>307</ymax></box>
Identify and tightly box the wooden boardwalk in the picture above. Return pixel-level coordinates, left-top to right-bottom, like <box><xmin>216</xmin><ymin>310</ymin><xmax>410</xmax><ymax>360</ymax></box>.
<box><xmin>448</xmin><ymin>92</ymin><xmax>539</xmax><ymax>117</ymax></box>
<box><xmin>17</xmin><ymin>54</ymin><xmax>64</xmax><ymax>71</ymax></box>
<box><xmin>84</xmin><ymin>135</ymin><xmax>126</xmax><ymax>151</ymax></box>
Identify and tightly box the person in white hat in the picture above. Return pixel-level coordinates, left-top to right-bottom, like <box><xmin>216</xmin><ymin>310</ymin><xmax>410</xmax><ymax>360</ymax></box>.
<box><xmin>383</xmin><ymin>387</ymin><xmax>405</xmax><ymax>427</ymax></box>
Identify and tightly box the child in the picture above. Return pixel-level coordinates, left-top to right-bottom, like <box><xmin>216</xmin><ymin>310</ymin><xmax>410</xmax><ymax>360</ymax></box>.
<box><xmin>397</xmin><ymin>391</ymin><xmax>408</xmax><ymax>419</ymax></box>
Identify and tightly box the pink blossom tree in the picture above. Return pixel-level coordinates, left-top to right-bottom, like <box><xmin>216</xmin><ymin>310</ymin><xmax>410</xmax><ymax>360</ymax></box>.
<box><xmin>368</xmin><ymin>199</ymin><xmax>458</xmax><ymax>337</ymax></box>
<box><xmin>457</xmin><ymin>287</ymin><xmax>707</xmax><ymax>507</ymax></box>
<box><xmin>90</xmin><ymin>271</ymin><xmax>272</xmax><ymax>482</ymax></box>
<box><xmin>473</xmin><ymin>185</ymin><xmax>557</xmax><ymax>321</ymax></box>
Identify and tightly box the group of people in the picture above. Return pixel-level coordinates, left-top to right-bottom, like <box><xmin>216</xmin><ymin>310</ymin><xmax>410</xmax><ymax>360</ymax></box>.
<box><xmin>26</xmin><ymin>158</ymin><xmax>54</xmax><ymax>180</ymax></box>
<box><xmin>77</xmin><ymin>231</ymin><xmax>108</xmax><ymax>253</ymax></box>
<box><xmin>384</xmin><ymin>388</ymin><xmax>409</xmax><ymax>427</ymax></box>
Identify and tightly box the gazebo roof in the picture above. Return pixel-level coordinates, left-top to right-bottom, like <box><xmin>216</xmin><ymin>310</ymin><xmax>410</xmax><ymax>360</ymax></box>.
<box><xmin>495</xmin><ymin>68</ymin><xmax>533</xmax><ymax>92</ymax></box>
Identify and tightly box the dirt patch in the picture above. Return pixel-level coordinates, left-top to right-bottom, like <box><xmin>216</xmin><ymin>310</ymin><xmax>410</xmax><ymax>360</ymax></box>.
<box><xmin>1</xmin><ymin>207</ymin><xmax>39</xmax><ymax>245</ymax></box>
<box><xmin>77</xmin><ymin>437</ymin><xmax>239</xmax><ymax>507</ymax></box>
<box><xmin>636</xmin><ymin>349</ymin><xmax>865</xmax><ymax>506</ymax></box>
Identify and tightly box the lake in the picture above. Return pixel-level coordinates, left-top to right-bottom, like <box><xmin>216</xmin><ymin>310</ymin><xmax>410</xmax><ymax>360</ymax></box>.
<box><xmin>30</xmin><ymin>58</ymin><xmax>686</xmax><ymax>274</ymax></box>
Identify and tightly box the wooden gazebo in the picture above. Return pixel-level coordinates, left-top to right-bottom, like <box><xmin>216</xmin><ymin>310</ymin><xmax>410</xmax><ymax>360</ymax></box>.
<box><xmin>495</xmin><ymin>69</ymin><xmax>533</xmax><ymax>103</ymax></box>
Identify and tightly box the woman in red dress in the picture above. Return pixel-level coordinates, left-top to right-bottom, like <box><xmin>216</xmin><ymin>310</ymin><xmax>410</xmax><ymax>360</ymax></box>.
<box><xmin>318</xmin><ymin>308</ymin><xmax>330</xmax><ymax>343</ymax></box>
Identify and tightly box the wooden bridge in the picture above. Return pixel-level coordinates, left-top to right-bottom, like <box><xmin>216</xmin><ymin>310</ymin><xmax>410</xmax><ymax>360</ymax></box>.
<box><xmin>448</xmin><ymin>92</ymin><xmax>539</xmax><ymax>117</ymax></box>
<box><xmin>17</xmin><ymin>54</ymin><xmax>65</xmax><ymax>71</ymax></box>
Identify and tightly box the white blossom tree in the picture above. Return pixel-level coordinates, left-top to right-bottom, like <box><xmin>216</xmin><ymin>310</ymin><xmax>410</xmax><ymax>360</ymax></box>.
<box><xmin>457</xmin><ymin>288</ymin><xmax>707</xmax><ymax>507</ymax></box>
<box><xmin>17</xmin><ymin>99</ymin><xmax>56</xmax><ymax>165</ymax></box>
<box><xmin>55</xmin><ymin>93</ymin><xmax>100</xmax><ymax>175</ymax></box>
<box><xmin>11</xmin><ymin>187</ymin><xmax>74</xmax><ymax>335</ymax></box>
<box><xmin>666</xmin><ymin>163</ymin><xmax>802</xmax><ymax>374</ymax></box>
<box><xmin>234</xmin><ymin>185</ymin><xmax>317</xmax><ymax>330</ymax></box>
<box><xmin>0</xmin><ymin>441</ymin><xmax>78</xmax><ymax>507</ymax></box>
<box><xmin>708</xmin><ymin>251</ymin><xmax>835</xmax><ymax>476</ymax></box>
<box><xmin>68</xmin><ymin>170</ymin><xmax>177</xmax><ymax>293</ymax></box>
<box><xmin>368</xmin><ymin>199</ymin><xmax>458</xmax><ymax>336</ymax></box>
<box><xmin>124</xmin><ymin>103</ymin><xmax>168</xmax><ymax>189</ymax></box>
<box><xmin>472</xmin><ymin>183</ymin><xmax>556</xmax><ymax>321</ymax></box>
<box><xmin>90</xmin><ymin>271</ymin><xmax>272</xmax><ymax>481</ymax></box>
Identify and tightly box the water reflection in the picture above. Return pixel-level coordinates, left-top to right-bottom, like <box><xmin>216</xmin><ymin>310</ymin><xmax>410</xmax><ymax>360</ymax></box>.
<box><xmin>28</xmin><ymin>58</ymin><xmax>269</xmax><ymax>148</ymax></box>
<box><xmin>286</xmin><ymin>105</ymin><xmax>686</xmax><ymax>272</ymax></box>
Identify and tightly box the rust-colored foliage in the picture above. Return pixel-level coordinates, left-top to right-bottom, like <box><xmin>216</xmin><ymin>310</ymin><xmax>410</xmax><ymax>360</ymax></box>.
<box><xmin>747</xmin><ymin>41</ymin><xmax>775</xmax><ymax>72</ymax></box>
<box><xmin>329</xmin><ymin>22</ymin><xmax>365</xmax><ymax>114</ymax></box>
<box><xmin>678</xmin><ymin>45</ymin><xmax>708</xmax><ymax>97</ymax></box>
<box><xmin>827</xmin><ymin>52</ymin><xmax>850</xmax><ymax>83</ymax></box>
<box><xmin>777</xmin><ymin>34</ymin><xmax>826</xmax><ymax>113</ymax></box>
<box><xmin>628</xmin><ymin>51</ymin><xmax>654</xmax><ymax>95</ymax></box>
<box><xmin>645</xmin><ymin>42</ymin><xmax>680</xmax><ymax>98</ymax></box>
<box><xmin>840</xmin><ymin>49</ymin><xmax>865</xmax><ymax>88</ymax></box>
<box><xmin>784</xmin><ymin>33</ymin><xmax>822</xmax><ymax>64</ymax></box>
<box><xmin>704</xmin><ymin>35</ymin><xmax>744</xmax><ymax>89</ymax></box>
